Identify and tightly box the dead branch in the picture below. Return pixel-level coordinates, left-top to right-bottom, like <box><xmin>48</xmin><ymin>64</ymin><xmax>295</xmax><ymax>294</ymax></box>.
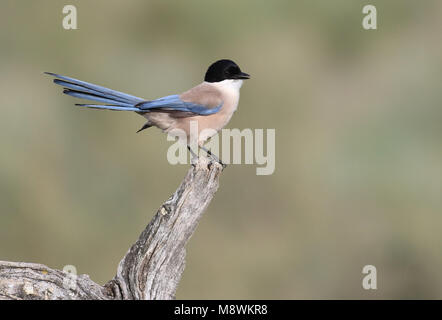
<box><xmin>0</xmin><ymin>158</ymin><xmax>223</xmax><ymax>300</ymax></box>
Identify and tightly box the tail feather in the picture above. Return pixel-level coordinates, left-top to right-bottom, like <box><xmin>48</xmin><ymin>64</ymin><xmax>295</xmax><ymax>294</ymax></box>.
<box><xmin>63</xmin><ymin>89</ymin><xmax>134</xmax><ymax>107</ymax></box>
<box><xmin>45</xmin><ymin>72</ymin><xmax>144</xmax><ymax>110</ymax></box>
<box><xmin>75</xmin><ymin>104</ymin><xmax>140</xmax><ymax>111</ymax></box>
<box><xmin>54</xmin><ymin>79</ymin><xmax>131</xmax><ymax>105</ymax></box>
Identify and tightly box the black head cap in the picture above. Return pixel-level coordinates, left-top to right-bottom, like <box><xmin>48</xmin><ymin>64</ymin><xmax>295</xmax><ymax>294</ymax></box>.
<box><xmin>204</xmin><ymin>59</ymin><xmax>250</xmax><ymax>83</ymax></box>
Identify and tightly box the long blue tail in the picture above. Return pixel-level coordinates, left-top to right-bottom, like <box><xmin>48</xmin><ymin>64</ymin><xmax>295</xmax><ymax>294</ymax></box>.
<box><xmin>46</xmin><ymin>72</ymin><xmax>223</xmax><ymax>116</ymax></box>
<box><xmin>45</xmin><ymin>72</ymin><xmax>145</xmax><ymax>111</ymax></box>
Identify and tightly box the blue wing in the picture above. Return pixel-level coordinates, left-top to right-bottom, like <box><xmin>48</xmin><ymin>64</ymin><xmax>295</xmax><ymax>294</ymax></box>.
<box><xmin>46</xmin><ymin>72</ymin><xmax>222</xmax><ymax>116</ymax></box>
<box><xmin>136</xmin><ymin>95</ymin><xmax>222</xmax><ymax>115</ymax></box>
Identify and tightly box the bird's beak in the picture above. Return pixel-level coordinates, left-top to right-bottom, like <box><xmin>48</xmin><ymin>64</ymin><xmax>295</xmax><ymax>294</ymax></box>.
<box><xmin>235</xmin><ymin>72</ymin><xmax>250</xmax><ymax>80</ymax></box>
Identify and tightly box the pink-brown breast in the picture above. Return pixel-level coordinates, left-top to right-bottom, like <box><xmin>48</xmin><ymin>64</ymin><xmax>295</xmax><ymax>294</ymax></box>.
<box><xmin>143</xmin><ymin>82</ymin><xmax>240</xmax><ymax>145</ymax></box>
<box><xmin>177</xmin><ymin>82</ymin><xmax>239</xmax><ymax>144</ymax></box>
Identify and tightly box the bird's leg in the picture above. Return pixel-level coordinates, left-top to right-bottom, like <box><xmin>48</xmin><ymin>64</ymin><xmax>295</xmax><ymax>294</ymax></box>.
<box><xmin>200</xmin><ymin>146</ymin><xmax>227</xmax><ymax>168</ymax></box>
<box><xmin>187</xmin><ymin>145</ymin><xmax>199</xmax><ymax>165</ymax></box>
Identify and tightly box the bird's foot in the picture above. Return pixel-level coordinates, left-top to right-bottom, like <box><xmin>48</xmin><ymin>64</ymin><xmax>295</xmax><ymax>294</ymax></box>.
<box><xmin>190</xmin><ymin>155</ymin><xmax>199</xmax><ymax>167</ymax></box>
<box><xmin>199</xmin><ymin>146</ymin><xmax>226</xmax><ymax>168</ymax></box>
<box><xmin>206</xmin><ymin>155</ymin><xmax>227</xmax><ymax>169</ymax></box>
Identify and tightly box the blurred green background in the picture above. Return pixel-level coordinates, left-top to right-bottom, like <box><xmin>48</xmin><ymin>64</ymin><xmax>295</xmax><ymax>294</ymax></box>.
<box><xmin>1</xmin><ymin>0</ymin><xmax>441</xmax><ymax>299</ymax></box>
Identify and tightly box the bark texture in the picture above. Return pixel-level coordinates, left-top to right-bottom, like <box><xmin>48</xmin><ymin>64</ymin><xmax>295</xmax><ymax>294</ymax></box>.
<box><xmin>0</xmin><ymin>158</ymin><xmax>223</xmax><ymax>300</ymax></box>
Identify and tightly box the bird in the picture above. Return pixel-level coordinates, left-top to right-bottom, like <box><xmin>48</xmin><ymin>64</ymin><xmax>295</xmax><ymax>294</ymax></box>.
<box><xmin>45</xmin><ymin>59</ymin><xmax>250</xmax><ymax>164</ymax></box>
